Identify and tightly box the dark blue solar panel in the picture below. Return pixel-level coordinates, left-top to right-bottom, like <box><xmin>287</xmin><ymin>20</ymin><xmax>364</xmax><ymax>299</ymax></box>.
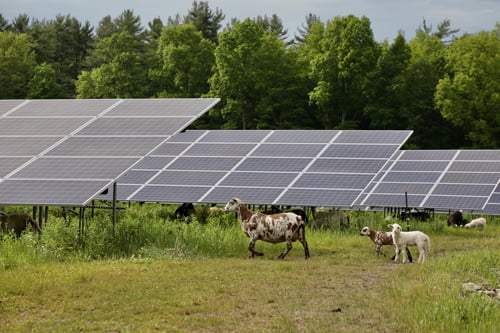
<box><xmin>277</xmin><ymin>189</ymin><xmax>360</xmax><ymax>207</ymax></box>
<box><xmin>149</xmin><ymin>143</ymin><xmax>191</xmax><ymax>156</ymax></box>
<box><xmin>200</xmin><ymin>130</ymin><xmax>270</xmax><ymax>143</ymax></box>
<box><xmin>167</xmin><ymin>157</ymin><xmax>241</xmax><ymax>171</ymax></box>
<box><xmin>308</xmin><ymin>159</ymin><xmax>386</xmax><ymax>173</ymax></box>
<box><xmin>185</xmin><ymin>143</ymin><xmax>256</xmax><ymax>157</ymax></box>
<box><xmin>266</xmin><ymin>130</ymin><xmax>338</xmax><ymax>143</ymax></box>
<box><xmin>0</xmin><ymin>158</ymin><xmax>31</xmax><ymax>177</ymax></box>
<box><xmin>0</xmin><ymin>118</ymin><xmax>88</xmax><ymax>136</ymax></box>
<box><xmin>0</xmin><ymin>137</ymin><xmax>62</xmax><ymax>156</ymax></box>
<box><xmin>0</xmin><ymin>98</ymin><xmax>219</xmax><ymax>206</ymax></box>
<box><xmin>448</xmin><ymin>161</ymin><xmax>500</xmax><ymax>172</ymax></box>
<box><xmin>202</xmin><ymin>187</ymin><xmax>284</xmax><ymax>204</ymax></box>
<box><xmin>390</xmin><ymin>161</ymin><xmax>449</xmax><ymax>172</ymax></box>
<box><xmin>236</xmin><ymin>157</ymin><xmax>311</xmax><ymax>172</ymax></box>
<box><xmin>372</xmin><ymin>183</ymin><xmax>434</xmax><ymax>195</ymax></box>
<box><xmin>440</xmin><ymin>172</ymin><xmax>500</xmax><ymax>184</ymax></box>
<box><xmin>220</xmin><ymin>172</ymin><xmax>298</xmax><ymax>187</ymax></box>
<box><xmin>97</xmin><ymin>184</ymin><xmax>141</xmax><ymax>201</ymax></box>
<box><xmin>334</xmin><ymin>130</ymin><xmax>411</xmax><ymax>144</ymax></box>
<box><xmin>118</xmin><ymin>170</ymin><xmax>158</xmax><ymax>184</ymax></box>
<box><xmin>381</xmin><ymin>172</ymin><xmax>442</xmax><ymax>183</ymax></box>
<box><xmin>0</xmin><ymin>179</ymin><xmax>110</xmax><ymax>206</ymax></box>
<box><xmin>293</xmin><ymin>173</ymin><xmax>373</xmax><ymax>189</ymax></box>
<box><xmin>431</xmin><ymin>184</ymin><xmax>494</xmax><ymax>197</ymax></box>
<box><xmin>77</xmin><ymin>117</ymin><xmax>188</xmax><ymax>136</ymax></box>
<box><xmin>11</xmin><ymin>157</ymin><xmax>139</xmax><ymax>180</ymax></box>
<box><xmin>151</xmin><ymin>170</ymin><xmax>226</xmax><ymax>186</ymax></box>
<box><xmin>133</xmin><ymin>156</ymin><xmax>174</xmax><ymax>170</ymax></box>
<box><xmin>360</xmin><ymin>193</ymin><xmax>426</xmax><ymax>208</ymax></box>
<box><xmin>132</xmin><ymin>185</ymin><xmax>210</xmax><ymax>203</ymax></box>
<box><xmin>400</xmin><ymin>150</ymin><xmax>457</xmax><ymax>160</ymax></box>
<box><xmin>321</xmin><ymin>144</ymin><xmax>399</xmax><ymax>159</ymax></box>
<box><xmin>251</xmin><ymin>144</ymin><xmax>324</xmax><ymax>157</ymax></box>
<box><xmin>46</xmin><ymin>137</ymin><xmax>165</xmax><ymax>157</ymax></box>
<box><xmin>424</xmin><ymin>195</ymin><xmax>487</xmax><ymax>210</ymax></box>
<box><xmin>456</xmin><ymin>150</ymin><xmax>500</xmax><ymax>161</ymax></box>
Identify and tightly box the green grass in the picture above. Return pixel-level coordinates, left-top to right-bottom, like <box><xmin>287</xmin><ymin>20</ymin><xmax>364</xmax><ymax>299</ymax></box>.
<box><xmin>0</xmin><ymin>206</ymin><xmax>499</xmax><ymax>332</ymax></box>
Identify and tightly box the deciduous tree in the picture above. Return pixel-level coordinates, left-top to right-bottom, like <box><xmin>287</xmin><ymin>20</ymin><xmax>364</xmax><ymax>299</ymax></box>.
<box><xmin>435</xmin><ymin>27</ymin><xmax>500</xmax><ymax>148</ymax></box>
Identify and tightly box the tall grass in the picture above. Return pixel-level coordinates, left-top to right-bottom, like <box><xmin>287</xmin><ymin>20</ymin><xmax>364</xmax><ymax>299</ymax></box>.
<box><xmin>0</xmin><ymin>205</ymin><xmax>499</xmax><ymax>332</ymax></box>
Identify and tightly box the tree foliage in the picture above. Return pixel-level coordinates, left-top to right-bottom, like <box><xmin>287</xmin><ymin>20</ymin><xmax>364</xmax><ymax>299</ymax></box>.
<box><xmin>153</xmin><ymin>24</ymin><xmax>215</xmax><ymax>97</ymax></box>
<box><xmin>435</xmin><ymin>28</ymin><xmax>500</xmax><ymax>148</ymax></box>
<box><xmin>0</xmin><ymin>7</ymin><xmax>497</xmax><ymax>149</ymax></box>
<box><xmin>0</xmin><ymin>31</ymin><xmax>36</xmax><ymax>98</ymax></box>
<box><xmin>310</xmin><ymin>15</ymin><xmax>378</xmax><ymax>129</ymax></box>
<box><xmin>184</xmin><ymin>1</ymin><xmax>225</xmax><ymax>44</ymax></box>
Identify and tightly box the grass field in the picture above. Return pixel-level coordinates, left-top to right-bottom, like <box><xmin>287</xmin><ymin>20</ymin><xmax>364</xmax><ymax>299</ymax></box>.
<box><xmin>0</xmin><ymin>206</ymin><xmax>499</xmax><ymax>332</ymax></box>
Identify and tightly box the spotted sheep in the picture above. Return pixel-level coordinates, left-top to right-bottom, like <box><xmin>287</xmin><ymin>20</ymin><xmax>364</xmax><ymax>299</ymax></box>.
<box><xmin>388</xmin><ymin>223</ymin><xmax>430</xmax><ymax>264</ymax></box>
<box><xmin>0</xmin><ymin>213</ymin><xmax>42</xmax><ymax>237</ymax></box>
<box><xmin>360</xmin><ymin>226</ymin><xmax>413</xmax><ymax>262</ymax></box>
<box><xmin>223</xmin><ymin>197</ymin><xmax>310</xmax><ymax>259</ymax></box>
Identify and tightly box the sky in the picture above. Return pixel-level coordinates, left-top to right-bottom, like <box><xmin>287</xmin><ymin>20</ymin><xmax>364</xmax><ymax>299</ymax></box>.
<box><xmin>1</xmin><ymin>0</ymin><xmax>499</xmax><ymax>41</ymax></box>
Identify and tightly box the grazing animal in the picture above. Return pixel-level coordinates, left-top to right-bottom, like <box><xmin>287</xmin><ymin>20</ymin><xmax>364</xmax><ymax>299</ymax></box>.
<box><xmin>208</xmin><ymin>206</ymin><xmax>224</xmax><ymax>217</ymax></box>
<box><xmin>224</xmin><ymin>197</ymin><xmax>309</xmax><ymax>259</ymax></box>
<box><xmin>448</xmin><ymin>210</ymin><xmax>468</xmax><ymax>227</ymax></box>
<box><xmin>174</xmin><ymin>203</ymin><xmax>195</xmax><ymax>219</ymax></box>
<box><xmin>261</xmin><ymin>207</ymin><xmax>309</xmax><ymax>224</ymax></box>
<box><xmin>310</xmin><ymin>208</ymin><xmax>350</xmax><ymax>229</ymax></box>
<box><xmin>388</xmin><ymin>223</ymin><xmax>430</xmax><ymax>264</ymax></box>
<box><xmin>360</xmin><ymin>226</ymin><xmax>413</xmax><ymax>262</ymax></box>
<box><xmin>399</xmin><ymin>209</ymin><xmax>431</xmax><ymax>221</ymax></box>
<box><xmin>0</xmin><ymin>213</ymin><xmax>42</xmax><ymax>237</ymax></box>
<box><xmin>464</xmin><ymin>217</ymin><xmax>486</xmax><ymax>230</ymax></box>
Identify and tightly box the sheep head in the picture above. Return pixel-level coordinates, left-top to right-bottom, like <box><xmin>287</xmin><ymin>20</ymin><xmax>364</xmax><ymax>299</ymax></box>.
<box><xmin>224</xmin><ymin>197</ymin><xmax>243</xmax><ymax>212</ymax></box>
<box><xmin>360</xmin><ymin>226</ymin><xmax>371</xmax><ymax>236</ymax></box>
<box><xmin>387</xmin><ymin>223</ymin><xmax>402</xmax><ymax>233</ymax></box>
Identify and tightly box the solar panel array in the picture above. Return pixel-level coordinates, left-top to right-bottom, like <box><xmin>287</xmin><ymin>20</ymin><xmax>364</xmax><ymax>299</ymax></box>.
<box><xmin>0</xmin><ymin>99</ymin><xmax>219</xmax><ymax>206</ymax></box>
<box><xmin>99</xmin><ymin>129</ymin><xmax>412</xmax><ymax>207</ymax></box>
<box><xmin>359</xmin><ymin>150</ymin><xmax>500</xmax><ymax>212</ymax></box>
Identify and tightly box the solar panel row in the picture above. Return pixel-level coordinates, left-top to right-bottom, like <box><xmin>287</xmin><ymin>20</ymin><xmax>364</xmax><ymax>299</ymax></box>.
<box><xmin>1</xmin><ymin>99</ymin><xmax>498</xmax><ymax>214</ymax></box>
<box><xmin>0</xmin><ymin>99</ymin><xmax>220</xmax><ymax>206</ymax></box>
<box><xmin>99</xmin><ymin>129</ymin><xmax>412</xmax><ymax>207</ymax></box>
<box><xmin>359</xmin><ymin>150</ymin><xmax>500</xmax><ymax>212</ymax></box>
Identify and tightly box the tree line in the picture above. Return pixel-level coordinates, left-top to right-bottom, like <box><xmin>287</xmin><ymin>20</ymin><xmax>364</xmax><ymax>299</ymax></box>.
<box><xmin>1</xmin><ymin>2</ymin><xmax>499</xmax><ymax>149</ymax></box>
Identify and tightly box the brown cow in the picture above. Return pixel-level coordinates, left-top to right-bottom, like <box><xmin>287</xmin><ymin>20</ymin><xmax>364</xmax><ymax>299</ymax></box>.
<box><xmin>0</xmin><ymin>213</ymin><xmax>42</xmax><ymax>237</ymax></box>
<box><xmin>224</xmin><ymin>197</ymin><xmax>309</xmax><ymax>259</ymax></box>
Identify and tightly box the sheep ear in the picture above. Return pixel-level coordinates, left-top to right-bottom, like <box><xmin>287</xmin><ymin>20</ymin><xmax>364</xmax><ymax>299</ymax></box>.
<box><xmin>387</xmin><ymin>224</ymin><xmax>392</xmax><ymax>229</ymax></box>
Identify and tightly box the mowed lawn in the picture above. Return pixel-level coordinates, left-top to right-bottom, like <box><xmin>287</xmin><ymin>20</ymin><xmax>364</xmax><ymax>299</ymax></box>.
<box><xmin>1</xmin><ymin>225</ymin><xmax>499</xmax><ymax>332</ymax></box>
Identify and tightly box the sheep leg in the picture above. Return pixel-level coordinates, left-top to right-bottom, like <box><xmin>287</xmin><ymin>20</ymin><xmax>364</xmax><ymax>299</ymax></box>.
<box><xmin>278</xmin><ymin>241</ymin><xmax>293</xmax><ymax>259</ymax></box>
<box><xmin>301</xmin><ymin>239</ymin><xmax>310</xmax><ymax>259</ymax></box>
<box><xmin>248</xmin><ymin>238</ymin><xmax>264</xmax><ymax>257</ymax></box>
<box><xmin>406</xmin><ymin>248</ymin><xmax>413</xmax><ymax>263</ymax></box>
<box><xmin>298</xmin><ymin>226</ymin><xmax>310</xmax><ymax>259</ymax></box>
<box><xmin>401</xmin><ymin>245</ymin><xmax>408</xmax><ymax>264</ymax></box>
<box><xmin>417</xmin><ymin>245</ymin><xmax>425</xmax><ymax>263</ymax></box>
<box><xmin>393</xmin><ymin>245</ymin><xmax>400</xmax><ymax>263</ymax></box>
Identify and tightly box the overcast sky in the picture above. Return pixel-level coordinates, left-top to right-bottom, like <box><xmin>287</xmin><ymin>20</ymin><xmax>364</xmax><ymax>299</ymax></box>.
<box><xmin>2</xmin><ymin>0</ymin><xmax>499</xmax><ymax>41</ymax></box>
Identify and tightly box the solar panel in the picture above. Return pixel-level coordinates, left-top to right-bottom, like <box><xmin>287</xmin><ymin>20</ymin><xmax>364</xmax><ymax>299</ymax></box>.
<box><xmin>0</xmin><ymin>98</ymin><xmax>219</xmax><ymax>206</ymax></box>
<box><xmin>360</xmin><ymin>150</ymin><xmax>500</xmax><ymax>212</ymax></box>
<box><xmin>112</xmin><ymin>129</ymin><xmax>412</xmax><ymax>207</ymax></box>
<box><xmin>482</xmin><ymin>182</ymin><xmax>500</xmax><ymax>215</ymax></box>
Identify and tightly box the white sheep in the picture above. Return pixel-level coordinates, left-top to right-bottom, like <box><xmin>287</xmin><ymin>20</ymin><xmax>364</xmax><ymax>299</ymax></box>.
<box><xmin>464</xmin><ymin>217</ymin><xmax>486</xmax><ymax>230</ymax></box>
<box><xmin>360</xmin><ymin>226</ymin><xmax>413</xmax><ymax>262</ymax></box>
<box><xmin>387</xmin><ymin>223</ymin><xmax>430</xmax><ymax>264</ymax></box>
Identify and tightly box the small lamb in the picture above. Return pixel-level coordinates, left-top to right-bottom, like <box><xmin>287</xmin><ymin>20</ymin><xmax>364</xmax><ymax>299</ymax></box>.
<box><xmin>387</xmin><ymin>223</ymin><xmax>430</xmax><ymax>264</ymax></box>
<box><xmin>360</xmin><ymin>226</ymin><xmax>412</xmax><ymax>262</ymax></box>
<box><xmin>464</xmin><ymin>217</ymin><xmax>486</xmax><ymax>230</ymax></box>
